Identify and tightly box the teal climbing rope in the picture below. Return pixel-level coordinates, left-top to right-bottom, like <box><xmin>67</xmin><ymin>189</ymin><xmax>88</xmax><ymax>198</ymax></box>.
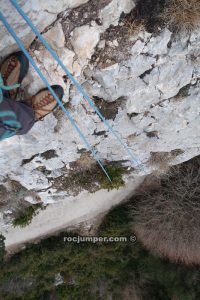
<box><xmin>9</xmin><ymin>0</ymin><xmax>143</xmax><ymax>170</ymax></box>
<box><xmin>0</xmin><ymin>74</ymin><xmax>20</xmax><ymax>103</ymax></box>
<box><xmin>0</xmin><ymin>12</ymin><xmax>112</xmax><ymax>181</ymax></box>
<box><xmin>0</xmin><ymin>74</ymin><xmax>21</xmax><ymax>140</ymax></box>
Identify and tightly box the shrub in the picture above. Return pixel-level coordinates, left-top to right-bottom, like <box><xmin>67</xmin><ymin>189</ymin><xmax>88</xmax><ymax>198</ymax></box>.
<box><xmin>131</xmin><ymin>155</ymin><xmax>200</xmax><ymax>265</ymax></box>
<box><xmin>100</xmin><ymin>164</ymin><xmax>125</xmax><ymax>190</ymax></box>
<box><xmin>136</xmin><ymin>0</ymin><xmax>166</xmax><ymax>32</ymax></box>
<box><xmin>135</xmin><ymin>0</ymin><xmax>200</xmax><ymax>33</ymax></box>
<box><xmin>149</xmin><ymin>151</ymin><xmax>171</xmax><ymax>176</ymax></box>
<box><xmin>163</xmin><ymin>0</ymin><xmax>200</xmax><ymax>32</ymax></box>
<box><xmin>12</xmin><ymin>203</ymin><xmax>44</xmax><ymax>228</ymax></box>
<box><xmin>1</xmin><ymin>201</ymin><xmax>200</xmax><ymax>299</ymax></box>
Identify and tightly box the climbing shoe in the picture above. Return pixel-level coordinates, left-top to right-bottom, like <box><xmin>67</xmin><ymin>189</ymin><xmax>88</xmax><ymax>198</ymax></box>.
<box><xmin>0</xmin><ymin>51</ymin><xmax>29</xmax><ymax>99</ymax></box>
<box><xmin>31</xmin><ymin>85</ymin><xmax>64</xmax><ymax>121</ymax></box>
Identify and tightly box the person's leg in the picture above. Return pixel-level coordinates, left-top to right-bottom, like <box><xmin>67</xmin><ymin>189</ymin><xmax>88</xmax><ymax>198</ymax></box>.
<box><xmin>0</xmin><ymin>51</ymin><xmax>64</xmax><ymax>139</ymax></box>
<box><xmin>0</xmin><ymin>96</ymin><xmax>35</xmax><ymax>136</ymax></box>
<box><xmin>0</xmin><ymin>83</ymin><xmax>64</xmax><ymax>138</ymax></box>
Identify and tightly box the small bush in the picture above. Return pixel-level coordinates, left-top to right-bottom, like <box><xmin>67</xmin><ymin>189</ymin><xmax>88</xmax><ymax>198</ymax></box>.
<box><xmin>1</xmin><ymin>199</ymin><xmax>200</xmax><ymax>299</ymax></box>
<box><xmin>136</xmin><ymin>0</ymin><xmax>166</xmax><ymax>32</ymax></box>
<box><xmin>163</xmin><ymin>0</ymin><xmax>200</xmax><ymax>32</ymax></box>
<box><xmin>135</xmin><ymin>0</ymin><xmax>200</xmax><ymax>33</ymax></box>
<box><xmin>131</xmin><ymin>155</ymin><xmax>200</xmax><ymax>265</ymax></box>
<box><xmin>12</xmin><ymin>203</ymin><xmax>44</xmax><ymax>228</ymax></box>
<box><xmin>149</xmin><ymin>151</ymin><xmax>171</xmax><ymax>176</ymax></box>
<box><xmin>100</xmin><ymin>165</ymin><xmax>125</xmax><ymax>190</ymax></box>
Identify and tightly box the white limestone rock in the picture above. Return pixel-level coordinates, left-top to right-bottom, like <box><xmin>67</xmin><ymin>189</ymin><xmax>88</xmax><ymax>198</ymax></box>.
<box><xmin>142</xmin><ymin>28</ymin><xmax>172</xmax><ymax>56</ymax></box>
<box><xmin>71</xmin><ymin>25</ymin><xmax>100</xmax><ymax>66</ymax></box>
<box><xmin>25</xmin><ymin>47</ymin><xmax>75</xmax><ymax>96</ymax></box>
<box><xmin>144</xmin><ymin>59</ymin><xmax>194</xmax><ymax>99</ymax></box>
<box><xmin>0</xmin><ymin>0</ymin><xmax>200</xmax><ymax>212</ymax></box>
<box><xmin>0</xmin><ymin>0</ymin><xmax>89</xmax><ymax>57</ymax></box>
<box><xmin>100</xmin><ymin>0</ymin><xmax>135</xmax><ymax>29</ymax></box>
<box><xmin>43</xmin><ymin>22</ymin><xmax>65</xmax><ymax>50</ymax></box>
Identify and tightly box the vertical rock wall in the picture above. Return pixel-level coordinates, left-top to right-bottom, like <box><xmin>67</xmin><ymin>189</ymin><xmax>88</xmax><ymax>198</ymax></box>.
<box><xmin>0</xmin><ymin>0</ymin><xmax>200</xmax><ymax>247</ymax></box>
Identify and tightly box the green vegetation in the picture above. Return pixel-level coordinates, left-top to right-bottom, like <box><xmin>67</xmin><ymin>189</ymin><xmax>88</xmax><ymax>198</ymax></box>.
<box><xmin>12</xmin><ymin>203</ymin><xmax>44</xmax><ymax>228</ymax></box>
<box><xmin>1</xmin><ymin>156</ymin><xmax>200</xmax><ymax>299</ymax></box>
<box><xmin>100</xmin><ymin>164</ymin><xmax>125</xmax><ymax>190</ymax></box>
<box><xmin>52</xmin><ymin>162</ymin><xmax>126</xmax><ymax>195</ymax></box>
<box><xmin>1</xmin><ymin>201</ymin><xmax>200</xmax><ymax>299</ymax></box>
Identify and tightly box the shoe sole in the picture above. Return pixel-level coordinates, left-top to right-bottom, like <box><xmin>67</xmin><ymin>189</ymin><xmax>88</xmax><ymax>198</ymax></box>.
<box><xmin>0</xmin><ymin>51</ymin><xmax>29</xmax><ymax>98</ymax></box>
<box><xmin>33</xmin><ymin>85</ymin><xmax>64</xmax><ymax>121</ymax></box>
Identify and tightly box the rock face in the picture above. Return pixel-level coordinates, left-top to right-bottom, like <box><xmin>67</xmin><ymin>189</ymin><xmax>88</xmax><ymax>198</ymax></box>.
<box><xmin>0</xmin><ymin>0</ymin><xmax>90</xmax><ymax>57</ymax></box>
<box><xmin>0</xmin><ymin>0</ymin><xmax>200</xmax><ymax>246</ymax></box>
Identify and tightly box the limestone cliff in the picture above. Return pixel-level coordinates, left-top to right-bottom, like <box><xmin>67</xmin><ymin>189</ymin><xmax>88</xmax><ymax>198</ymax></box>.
<box><xmin>0</xmin><ymin>0</ymin><xmax>199</xmax><ymax>250</ymax></box>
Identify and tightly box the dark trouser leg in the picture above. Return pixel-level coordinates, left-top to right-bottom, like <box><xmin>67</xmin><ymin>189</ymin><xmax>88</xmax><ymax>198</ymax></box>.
<box><xmin>0</xmin><ymin>96</ymin><xmax>35</xmax><ymax>136</ymax></box>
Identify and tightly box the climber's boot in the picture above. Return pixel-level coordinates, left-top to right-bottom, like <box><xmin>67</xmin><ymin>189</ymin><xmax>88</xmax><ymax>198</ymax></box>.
<box><xmin>31</xmin><ymin>85</ymin><xmax>64</xmax><ymax>121</ymax></box>
<box><xmin>0</xmin><ymin>51</ymin><xmax>29</xmax><ymax>99</ymax></box>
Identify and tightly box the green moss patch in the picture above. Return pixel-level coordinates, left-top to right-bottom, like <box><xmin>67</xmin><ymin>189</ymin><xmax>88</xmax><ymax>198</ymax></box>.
<box><xmin>51</xmin><ymin>161</ymin><xmax>127</xmax><ymax>195</ymax></box>
<box><xmin>12</xmin><ymin>203</ymin><xmax>45</xmax><ymax>228</ymax></box>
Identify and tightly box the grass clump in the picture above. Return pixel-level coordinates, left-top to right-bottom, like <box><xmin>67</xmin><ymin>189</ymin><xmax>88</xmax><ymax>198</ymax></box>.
<box><xmin>52</xmin><ymin>160</ymin><xmax>126</xmax><ymax>194</ymax></box>
<box><xmin>12</xmin><ymin>203</ymin><xmax>44</xmax><ymax>228</ymax></box>
<box><xmin>163</xmin><ymin>0</ymin><xmax>200</xmax><ymax>33</ymax></box>
<box><xmin>134</xmin><ymin>0</ymin><xmax>200</xmax><ymax>33</ymax></box>
<box><xmin>100</xmin><ymin>164</ymin><xmax>125</xmax><ymax>190</ymax></box>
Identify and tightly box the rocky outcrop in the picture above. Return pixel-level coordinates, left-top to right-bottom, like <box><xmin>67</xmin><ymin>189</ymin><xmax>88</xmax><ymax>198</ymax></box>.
<box><xmin>0</xmin><ymin>0</ymin><xmax>200</xmax><ymax>247</ymax></box>
<box><xmin>0</xmin><ymin>0</ymin><xmax>90</xmax><ymax>57</ymax></box>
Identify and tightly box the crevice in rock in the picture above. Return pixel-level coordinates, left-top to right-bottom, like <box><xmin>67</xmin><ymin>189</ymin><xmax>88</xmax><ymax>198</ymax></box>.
<box><xmin>146</xmin><ymin>131</ymin><xmax>159</xmax><ymax>139</ymax></box>
<box><xmin>21</xmin><ymin>150</ymin><xmax>58</xmax><ymax>166</ymax></box>
<box><xmin>40</xmin><ymin>150</ymin><xmax>58</xmax><ymax>160</ymax></box>
<box><xmin>92</xmin><ymin>129</ymin><xmax>108</xmax><ymax>137</ymax></box>
<box><xmin>139</xmin><ymin>65</ymin><xmax>154</xmax><ymax>80</ymax></box>
<box><xmin>127</xmin><ymin>112</ymin><xmax>140</xmax><ymax>119</ymax></box>
<box><xmin>173</xmin><ymin>84</ymin><xmax>191</xmax><ymax>100</ymax></box>
<box><xmin>21</xmin><ymin>154</ymin><xmax>39</xmax><ymax>166</ymax></box>
<box><xmin>93</xmin><ymin>96</ymin><xmax>125</xmax><ymax>120</ymax></box>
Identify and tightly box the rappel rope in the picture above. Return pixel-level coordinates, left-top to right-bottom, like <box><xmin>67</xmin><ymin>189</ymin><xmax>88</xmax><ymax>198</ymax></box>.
<box><xmin>0</xmin><ymin>11</ymin><xmax>112</xmax><ymax>182</ymax></box>
<box><xmin>9</xmin><ymin>0</ymin><xmax>143</xmax><ymax>171</ymax></box>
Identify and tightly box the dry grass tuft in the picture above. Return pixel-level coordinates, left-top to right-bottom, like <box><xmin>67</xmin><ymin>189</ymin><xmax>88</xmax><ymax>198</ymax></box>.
<box><xmin>131</xmin><ymin>156</ymin><xmax>200</xmax><ymax>265</ymax></box>
<box><xmin>135</xmin><ymin>0</ymin><xmax>200</xmax><ymax>33</ymax></box>
<box><xmin>163</xmin><ymin>0</ymin><xmax>200</xmax><ymax>32</ymax></box>
<box><xmin>149</xmin><ymin>150</ymin><xmax>184</xmax><ymax>176</ymax></box>
<box><xmin>149</xmin><ymin>151</ymin><xmax>171</xmax><ymax>176</ymax></box>
<box><xmin>124</xmin><ymin>19</ymin><xmax>145</xmax><ymax>36</ymax></box>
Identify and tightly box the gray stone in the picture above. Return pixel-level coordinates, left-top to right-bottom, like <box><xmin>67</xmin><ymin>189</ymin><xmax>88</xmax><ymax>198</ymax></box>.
<box><xmin>43</xmin><ymin>22</ymin><xmax>65</xmax><ymax>50</ymax></box>
<box><xmin>0</xmin><ymin>0</ymin><xmax>89</xmax><ymax>57</ymax></box>
<box><xmin>0</xmin><ymin>0</ymin><xmax>200</xmax><ymax>249</ymax></box>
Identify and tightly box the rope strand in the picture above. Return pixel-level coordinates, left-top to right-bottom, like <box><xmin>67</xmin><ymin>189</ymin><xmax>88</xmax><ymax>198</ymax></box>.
<box><xmin>9</xmin><ymin>0</ymin><xmax>143</xmax><ymax>171</ymax></box>
<box><xmin>0</xmin><ymin>12</ymin><xmax>112</xmax><ymax>182</ymax></box>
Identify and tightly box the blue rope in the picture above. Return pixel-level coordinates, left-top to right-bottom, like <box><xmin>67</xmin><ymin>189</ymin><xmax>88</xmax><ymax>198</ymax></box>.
<box><xmin>0</xmin><ymin>74</ymin><xmax>21</xmax><ymax>140</ymax></box>
<box><xmin>0</xmin><ymin>11</ymin><xmax>112</xmax><ymax>182</ymax></box>
<box><xmin>0</xmin><ymin>74</ymin><xmax>20</xmax><ymax>103</ymax></box>
<box><xmin>9</xmin><ymin>0</ymin><xmax>142</xmax><ymax>170</ymax></box>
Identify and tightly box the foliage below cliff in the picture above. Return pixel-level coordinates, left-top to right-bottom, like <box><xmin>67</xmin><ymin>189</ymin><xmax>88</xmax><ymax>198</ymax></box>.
<box><xmin>1</xmin><ymin>189</ymin><xmax>200</xmax><ymax>299</ymax></box>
